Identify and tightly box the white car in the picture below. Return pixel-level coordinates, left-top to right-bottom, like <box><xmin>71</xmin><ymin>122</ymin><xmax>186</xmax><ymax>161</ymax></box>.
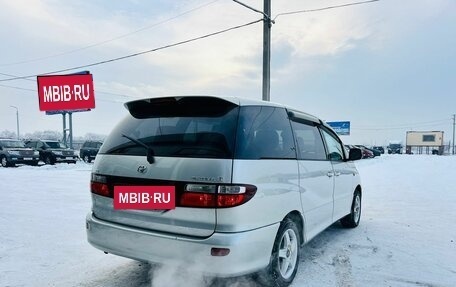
<box><xmin>86</xmin><ymin>96</ymin><xmax>363</xmax><ymax>286</ymax></box>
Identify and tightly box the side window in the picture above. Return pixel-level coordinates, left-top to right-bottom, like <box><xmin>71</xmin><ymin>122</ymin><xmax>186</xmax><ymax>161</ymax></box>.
<box><xmin>27</xmin><ymin>141</ymin><xmax>37</xmax><ymax>148</ymax></box>
<box><xmin>291</xmin><ymin>121</ymin><xmax>326</xmax><ymax>160</ymax></box>
<box><xmin>235</xmin><ymin>106</ymin><xmax>296</xmax><ymax>159</ymax></box>
<box><xmin>321</xmin><ymin>129</ymin><xmax>344</xmax><ymax>161</ymax></box>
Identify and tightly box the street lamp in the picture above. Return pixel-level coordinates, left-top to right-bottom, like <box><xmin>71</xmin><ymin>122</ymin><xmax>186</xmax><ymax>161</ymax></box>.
<box><xmin>9</xmin><ymin>106</ymin><xmax>20</xmax><ymax>139</ymax></box>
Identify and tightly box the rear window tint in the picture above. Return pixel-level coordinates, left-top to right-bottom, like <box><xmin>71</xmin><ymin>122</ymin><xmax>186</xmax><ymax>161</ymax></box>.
<box><xmin>99</xmin><ymin>97</ymin><xmax>239</xmax><ymax>159</ymax></box>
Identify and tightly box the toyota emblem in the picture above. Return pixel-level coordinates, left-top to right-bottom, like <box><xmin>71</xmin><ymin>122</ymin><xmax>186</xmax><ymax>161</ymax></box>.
<box><xmin>137</xmin><ymin>165</ymin><xmax>147</xmax><ymax>174</ymax></box>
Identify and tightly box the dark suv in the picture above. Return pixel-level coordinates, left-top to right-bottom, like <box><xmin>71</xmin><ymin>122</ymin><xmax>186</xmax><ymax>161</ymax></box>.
<box><xmin>79</xmin><ymin>140</ymin><xmax>103</xmax><ymax>163</ymax></box>
<box><xmin>387</xmin><ymin>143</ymin><xmax>403</xmax><ymax>154</ymax></box>
<box><xmin>0</xmin><ymin>139</ymin><xmax>40</xmax><ymax>167</ymax></box>
<box><xmin>25</xmin><ymin>139</ymin><xmax>78</xmax><ymax>165</ymax></box>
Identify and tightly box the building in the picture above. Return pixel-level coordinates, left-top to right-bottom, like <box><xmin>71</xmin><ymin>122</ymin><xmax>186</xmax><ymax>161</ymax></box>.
<box><xmin>405</xmin><ymin>131</ymin><xmax>444</xmax><ymax>155</ymax></box>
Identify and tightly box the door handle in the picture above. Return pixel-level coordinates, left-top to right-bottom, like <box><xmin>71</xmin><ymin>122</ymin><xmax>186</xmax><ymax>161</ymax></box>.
<box><xmin>327</xmin><ymin>171</ymin><xmax>334</xmax><ymax>177</ymax></box>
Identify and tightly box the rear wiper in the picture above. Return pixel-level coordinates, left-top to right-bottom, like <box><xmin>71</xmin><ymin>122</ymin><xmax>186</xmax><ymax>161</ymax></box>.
<box><xmin>121</xmin><ymin>134</ymin><xmax>155</xmax><ymax>164</ymax></box>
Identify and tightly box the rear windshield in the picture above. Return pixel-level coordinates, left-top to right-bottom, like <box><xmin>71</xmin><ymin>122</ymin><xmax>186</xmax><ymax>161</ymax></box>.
<box><xmin>100</xmin><ymin>97</ymin><xmax>297</xmax><ymax>160</ymax></box>
<box><xmin>99</xmin><ymin>97</ymin><xmax>239</xmax><ymax>159</ymax></box>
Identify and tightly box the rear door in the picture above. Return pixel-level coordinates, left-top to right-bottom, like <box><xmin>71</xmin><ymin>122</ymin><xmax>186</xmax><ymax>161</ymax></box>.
<box><xmin>91</xmin><ymin>96</ymin><xmax>239</xmax><ymax>237</ymax></box>
<box><xmin>92</xmin><ymin>157</ymin><xmax>233</xmax><ymax>237</ymax></box>
<box><xmin>320</xmin><ymin>128</ymin><xmax>355</xmax><ymax>221</ymax></box>
<box><xmin>291</xmin><ymin>119</ymin><xmax>334</xmax><ymax>240</ymax></box>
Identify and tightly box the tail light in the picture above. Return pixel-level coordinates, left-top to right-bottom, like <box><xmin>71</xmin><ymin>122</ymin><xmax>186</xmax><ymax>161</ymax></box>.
<box><xmin>180</xmin><ymin>184</ymin><xmax>256</xmax><ymax>208</ymax></box>
<box><xmin>90</xmin><ymin>173</ymin><xmax>257</xmax><ymax>208</ymax></box>
<box><xmin>91</xmin><ymin>174</ymin><xmax>112</xmax><ymax>197</ymax></box>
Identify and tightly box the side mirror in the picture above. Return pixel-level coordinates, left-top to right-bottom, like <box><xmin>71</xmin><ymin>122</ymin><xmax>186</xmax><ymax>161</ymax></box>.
<box><xmin>348</xmin><ymin>148</ymin><xmax>362</xmax><ymax>161</ymax></box>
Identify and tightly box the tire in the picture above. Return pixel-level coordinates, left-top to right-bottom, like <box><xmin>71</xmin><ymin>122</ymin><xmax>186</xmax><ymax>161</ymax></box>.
<box><xmin>30</xmin><ymin>161</ymin><xmax>39</xmax><ymax>166</ymax></box>
<box><xmin>1</xmin><ymin>156</ymin><xmax>11</xmax><ymax>167</ymax></box>
<box><xmin>44</xmin><ymin>155</ymin><xmax>55</xmax><ymax>165</ymax></box>
<box><xmin>257</xmin><ymin>218</ymin><xmax>301</xmax><ymax>287</ymax></box>
<box><xmin>340</xmin><ymin>191</ymin><xmax>361</xmax><ymax>228</ymax></box>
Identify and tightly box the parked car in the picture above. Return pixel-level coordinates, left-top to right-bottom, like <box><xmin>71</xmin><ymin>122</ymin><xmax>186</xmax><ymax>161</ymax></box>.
<box><xmin>0</xmin><ymin>139</ymin><xmax>40</xmax><ymax>167</ymax></box>
<box><xmin>24</xmin><ymin>139</ymin><xmax>78</xmax><ymax>165</ymax></box>
<box><xmin>388</xmin><ymin>143</ymin><xmax>403</xmax><ymax>154</ymax></box>
<box><xmin>80</xmin><ymin>140</ymin><xmax>103</xmax><ymax>163</ymax></box>
<box><xmin>356</xmin><ymin>145</ymin><xmax>381</xmax><ymax>157</ymax></box>
<box><xmin>372</xmin><ymin>146</ymin><xmax>385</xmax><ymax>154</ymax></box>
<box><xmin>355</xmin><ymin>145</ymin><xmax>375</xmax><ymax>158</ymax></box>
<box><xmin>86</xmin><ymin>96</ymin><xmax>363</xmax><ymax>286</ymax></box>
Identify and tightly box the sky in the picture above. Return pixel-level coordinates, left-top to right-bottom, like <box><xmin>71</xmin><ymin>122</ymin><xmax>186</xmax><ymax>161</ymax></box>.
<box><xmin>0</xmin><ymin>0</ymin><xmax>455</xmax><ymax>146</ymax></box>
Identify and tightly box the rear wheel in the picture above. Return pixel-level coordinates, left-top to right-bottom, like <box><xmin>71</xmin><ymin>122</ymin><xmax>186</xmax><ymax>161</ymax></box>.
<box><xmin>257</xmin><ymin>218</ymin><xmax>300</xmax><ymax>287</ymax></box>
<box><xmin>340</xmin><ymin>191</ymin><xmax>361</xmax><ymax>228</ymax></box>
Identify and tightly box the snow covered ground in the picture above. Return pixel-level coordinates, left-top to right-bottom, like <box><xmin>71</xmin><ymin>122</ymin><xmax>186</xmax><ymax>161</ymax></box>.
<box><xmin>1</xmin><ymin>155</ymin><xmax>455</xmax><ymax>287</ymax></box>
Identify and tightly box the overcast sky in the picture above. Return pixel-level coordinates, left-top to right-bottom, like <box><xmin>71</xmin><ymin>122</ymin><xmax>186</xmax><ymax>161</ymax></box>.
<box><xmin>0</xmin><ymin>0</ymin><xmax>455</xmax><ymax>146</ymax></box>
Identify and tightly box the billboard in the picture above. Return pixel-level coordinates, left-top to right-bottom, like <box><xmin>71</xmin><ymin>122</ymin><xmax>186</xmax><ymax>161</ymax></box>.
<box><xmin>327</xmin><ymin>121</ymin><xmax>350</xmax><ymax>135</ymax></box>
<box><xmin>37</xmin><ymin>74</ymin><xmax>95</xmax><ymax>112</ymax></box>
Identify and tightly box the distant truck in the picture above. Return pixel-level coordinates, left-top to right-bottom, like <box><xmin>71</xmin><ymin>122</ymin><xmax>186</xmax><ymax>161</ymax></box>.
<box><xmin>388</xmin><ymin>143</ymin><xmax>403</xmax><ymax>154</ymax></box>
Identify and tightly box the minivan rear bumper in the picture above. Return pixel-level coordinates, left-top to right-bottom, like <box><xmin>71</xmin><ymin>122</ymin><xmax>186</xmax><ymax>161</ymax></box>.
<box><xmin>86</xmin><ymin>213</ymin><xmax>279</xmax><ymax>277</ymax></box>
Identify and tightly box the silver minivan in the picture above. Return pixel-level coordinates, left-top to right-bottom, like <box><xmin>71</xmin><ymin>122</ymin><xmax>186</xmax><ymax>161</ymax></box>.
<box><xmin>86</xmin><ymin>96</ymin><xmax>362</xmax><ymax>286</ymax></box>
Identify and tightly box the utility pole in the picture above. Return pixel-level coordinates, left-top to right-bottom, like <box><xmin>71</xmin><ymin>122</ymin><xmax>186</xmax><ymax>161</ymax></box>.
<box><xmin>262</xmin><ymin>0</ymin><xmax>272</xmax><ymax>101</ymax></box>
<box><xmin>233</xmin><ymin>0</ymin><xmax>273</xmax><ymax>101</ymax></box>
<box><xmin>10</xmin><ymin>106</ymin><xmax>19</xmax><ymax>139</ymax></box>
<box><xmin>452</xmin><ymin>114</ymin><xmax>455</xmax><ymax>155</ymax></box>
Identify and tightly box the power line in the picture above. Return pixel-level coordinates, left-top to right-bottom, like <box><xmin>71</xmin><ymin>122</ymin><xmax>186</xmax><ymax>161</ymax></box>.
<box><xmin>353</xmin><ymin>119</ymin><xmax>451</xmax><ymax>131</ymax></box>
<box><xmin>0</xmin><ymin>1</ymin><xmax>380</xmax><ymax>82</ymax></box>
<box><xmin>0</xmin><ymin>19</ymin><xmax>263</xmax><ymax>82</ymax></box>
<box><xmin>0</xmin><ymin>83</ymin><xmax>132</xmax><ymax>102</ymax></box>
<box><xmin>356</xmin><ymin>118</ymin><xmax>451</xmax><ymax>128</ymax></box>
<box><xmin>0</xmin><ymin>0</ymin><xmax>221</xmax><ymax>67</ymax></box>
<box><xmin>0</xmin><ymin>72</ymin><xmax>35</xmax><ymax>82</ymax></box>
<box><xmin>273</xmin><ymin>0</ymin><xmax>380</xmax><ymax>21</ymax></box>
<box><xmin>0</xmin><ymin>71</ymin><xmax>131</xmax><ymax>99</ymax></box>
<box><xmin>0</xmin><ymin>83</ymin><xmax>35</xmax><ymax>92</ymax></box>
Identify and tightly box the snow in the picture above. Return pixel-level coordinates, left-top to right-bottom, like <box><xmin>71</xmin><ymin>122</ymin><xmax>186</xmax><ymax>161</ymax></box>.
<box><xmin>1</xmin><ymin>155</ymin><xmax>455</xmax><ymax>287</ymax></box>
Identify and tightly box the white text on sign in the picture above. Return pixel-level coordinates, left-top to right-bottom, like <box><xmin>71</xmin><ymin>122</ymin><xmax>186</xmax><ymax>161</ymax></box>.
<box><xmin>43</xmin><ymin>85</ymin><xmax>91</xmax><ymax>102</ymax></box>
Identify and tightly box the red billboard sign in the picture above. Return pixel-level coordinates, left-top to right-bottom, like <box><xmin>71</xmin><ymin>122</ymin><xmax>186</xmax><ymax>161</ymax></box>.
<box><xmin>37</xmin><ymin>74</ymin><xmax>95</xmax><ymax>112</ymax></box>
